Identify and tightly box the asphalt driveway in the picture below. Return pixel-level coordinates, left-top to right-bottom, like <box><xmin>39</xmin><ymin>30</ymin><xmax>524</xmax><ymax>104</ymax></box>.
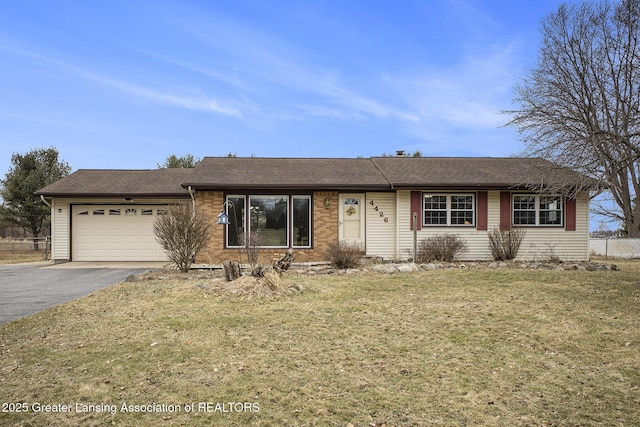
<box><xmin>0</xmin><ymin>262</ymin><xmax>164</xmax><ymax>325</ymax></box>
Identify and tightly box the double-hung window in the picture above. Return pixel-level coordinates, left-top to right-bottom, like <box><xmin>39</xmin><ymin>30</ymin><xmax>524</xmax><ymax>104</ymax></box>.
<box><xmin>225</xmin><ymin>195</ymin><xmax>311</xmax><ymax>248</ymax></box>
<box><xmin>513</xmin><ymin>194</ymin><xmax>563</xmax><ymax>226</ymax></box>
<box><xmin>423</xmin><ymin>193</ymin><xmax>475</xmax><ymax>226</ymax></box>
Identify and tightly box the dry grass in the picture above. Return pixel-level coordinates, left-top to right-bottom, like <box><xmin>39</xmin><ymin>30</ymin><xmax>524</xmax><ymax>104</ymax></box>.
<box><xmin>0</xmin><ymin>250</ymin><xmax>47</xmax><ymax>264</ymax></box>
<box><xmin>1</xmin><ymin>261</ymin><xmax>639</xmax><ymax>426</ymax></box>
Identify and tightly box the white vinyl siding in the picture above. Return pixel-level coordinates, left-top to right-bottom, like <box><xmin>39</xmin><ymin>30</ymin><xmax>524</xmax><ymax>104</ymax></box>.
<box><xmin>515</xmin><ymin>194</ymin><xmax>589</xmax><ymax>261</ymax></box>
<box><xmin>51</xmin><ymin>199</ymin><xmax>70</xmax><ymax>261</ymax></box>
<box><xmin>365</xmin><ymin>192</ymin><xmax>396</xmax><ymax>260</ymax></box>
<box><xmin>398</xmin><ymin>191</ymin><xmax>496</xmax><ymax>261</ymax></box>
<box><xmin>397</xmin><ymin>190</ymin><xmax>589</xmax><ymax>261</ymax></box>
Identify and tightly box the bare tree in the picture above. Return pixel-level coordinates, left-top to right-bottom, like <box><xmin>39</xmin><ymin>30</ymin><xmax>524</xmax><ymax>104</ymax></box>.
<box><xmin>506</xmin><ymin>0</ymin><xmax>640</xmax><ymax>236</ymax></box>
<box><xmin>153</xmin><ymin>203</ymin><xmax>211</xmax><ymax>272</ymax></box>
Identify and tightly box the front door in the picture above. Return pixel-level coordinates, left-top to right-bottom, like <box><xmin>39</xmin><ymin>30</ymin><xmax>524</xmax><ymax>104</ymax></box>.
<box><xmin>339</xmin><ymin>193</ymin><xmax>365</xmax><ymax>248</ymax></box>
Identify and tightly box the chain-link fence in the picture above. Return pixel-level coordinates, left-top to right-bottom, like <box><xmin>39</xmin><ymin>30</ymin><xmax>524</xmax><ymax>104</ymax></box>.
<box><xmin>590</xmin><ymin>238</ymin><xmax>640</xmax><ymax>258</ymax></box>
<box><xmin>0</xmin><ymin>237</ymin><xmax>51</xmax><ymax>257</ymax></box>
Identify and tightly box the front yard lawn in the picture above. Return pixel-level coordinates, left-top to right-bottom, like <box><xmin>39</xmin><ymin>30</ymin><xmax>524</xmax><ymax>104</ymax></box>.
<box><xmin>1</xmin><ymin>261</ymin><xmax>639</xmax><ymax>426</ymax></box>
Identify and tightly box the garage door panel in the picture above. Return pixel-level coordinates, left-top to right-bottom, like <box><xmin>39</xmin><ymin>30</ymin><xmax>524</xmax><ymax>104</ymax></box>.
<box><xmin>90</xmin><ymin>249</ymin><xmax>107</xmax><ymax>258</ymax></box>
<box><xmin>123</xmin><ymin>235</ymin><xmax>138</xmax><ymax>244</ymax></box>
<box><xmin>139</xmin><ymin>235</ymin><xmax>157</xmax><ymax>244</ymax></box>
<box><xmin>72</xmin><ymin>205</ymin><xmax>169</xmax><ymax>261</ymax></box>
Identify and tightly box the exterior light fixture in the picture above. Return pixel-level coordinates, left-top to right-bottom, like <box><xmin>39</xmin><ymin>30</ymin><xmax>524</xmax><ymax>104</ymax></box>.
<box><xmin>324</xmin><ymin>198</ymin><xmax>330</xmax><ymax>208</ymax></box>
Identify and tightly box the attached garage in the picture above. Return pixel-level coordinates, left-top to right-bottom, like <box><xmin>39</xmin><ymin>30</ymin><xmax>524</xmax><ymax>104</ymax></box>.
<box><xmin>36</xmin><ymin>168</ymin><xmax>193</xmax><ymax>263</ymax></box>
<box><xmin>72</xmin><ymin>205</ymin><xmax>169</xmax><ymax>261</ymax></box>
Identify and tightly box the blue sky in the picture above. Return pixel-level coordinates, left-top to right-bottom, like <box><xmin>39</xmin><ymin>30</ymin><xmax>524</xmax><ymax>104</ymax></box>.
<box><xmin>0</xmin><ymin>0</ymin><xmax>571</xmax><ymax>174</ymax></box>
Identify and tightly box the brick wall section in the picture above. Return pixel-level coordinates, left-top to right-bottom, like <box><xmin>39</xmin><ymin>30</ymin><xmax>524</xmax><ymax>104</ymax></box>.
<box><xmin>194</xmin><ymin>190</ymin><xmax>339</xmax><ymax>264</ymax></box>
<box><xmin>311</xmin><ymin>191</ymin><xmax>339</xmax><ymax>259</ymax></box>
<box><xmin>195</xmin><ymin>190</ymin><xmax>225</xmax><ymax>264</ymax></box>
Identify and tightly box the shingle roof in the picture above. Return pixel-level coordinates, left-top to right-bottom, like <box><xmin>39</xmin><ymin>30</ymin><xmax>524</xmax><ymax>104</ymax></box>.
<box><xmin>370</xmin><ymin>157</ymin><xmax>588</xmax><ymax>189</ymax></box>
<box><xmin>184</xmin><ymin>157</ymin><xmax>390</xmax><ymax>190</ymax></box>
<box><xmin>35</xmin><ymin>156</ymin><xmax>592</xmax><ymax>196</ymax></box>
<box><xmin>35</xmin><ymin>168</ymin><xmax>192</xmax><ymax>197</ymax></box>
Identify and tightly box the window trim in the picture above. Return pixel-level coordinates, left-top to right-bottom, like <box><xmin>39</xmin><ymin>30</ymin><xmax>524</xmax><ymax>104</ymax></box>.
<box><xmin>422</xmin><ymin>193</ymin><xmax>475</xmax><ymax>227</ymax></box>
<box><xmin>512</xmin><ymin>194</ymin><xmax>564</xmax><ymax>227</ymax></box>
<box><xmin>292</xmin><ymin>195</ymin><xmax>312</xmax><ymax>248</ymax></box>
<box><xmin>225</xmin><ymin>195</ymin><xmax>247</xmax><ymax>249</ymax></box>
<box><xmin>225</xmin><ymin>194</ymin><xmax>312</xmax><ymax>249</ymax></box>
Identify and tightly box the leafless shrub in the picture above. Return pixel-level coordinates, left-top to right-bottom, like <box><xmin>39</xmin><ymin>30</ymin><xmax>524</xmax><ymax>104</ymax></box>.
<box><xmin>325</xmin><ymin>241</ymin><xmax>364</xmax><ymax>269</ymax></box>
<box><xmin>416</xmin><ymin>233</ymin><xmax>467</xmax><ymax>263</ymax></box>
<box><xmin>153</xmin><ymin>203</ymin><xmax>212</xmax><ymax>273</ymax></box>
<box><xmin>239</xmin><ymin>232</ymin><xmax>263</xmax><ymax>267</ymax></box>
<box><xmin>488</xmin><ymin>228</ymin><xmax>527</xmax><ymax>261</ymax></box>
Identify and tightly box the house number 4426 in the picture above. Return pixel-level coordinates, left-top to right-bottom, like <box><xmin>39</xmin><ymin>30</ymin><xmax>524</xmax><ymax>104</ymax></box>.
<box><xmin>369</xmin><ymin>200</ymin><xmax>389</xmax><ymax>223</ymax></box>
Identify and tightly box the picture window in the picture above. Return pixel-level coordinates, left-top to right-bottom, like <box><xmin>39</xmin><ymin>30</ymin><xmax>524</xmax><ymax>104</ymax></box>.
<box><xmin>225</xmin><ymin>195</ymin><xmax>311</xmax><ymax>248</ymax></box>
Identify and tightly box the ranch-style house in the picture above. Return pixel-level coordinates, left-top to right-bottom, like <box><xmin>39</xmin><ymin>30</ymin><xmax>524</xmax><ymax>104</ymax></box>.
<box><xmin>36</xmin><ymin>156</ymin><xmax>592</xmax><ymax>264</ymax></box>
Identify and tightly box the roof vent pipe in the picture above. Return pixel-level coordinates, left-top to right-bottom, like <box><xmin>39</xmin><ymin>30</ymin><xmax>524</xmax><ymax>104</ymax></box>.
<box><xmin>396</xmin><ymin>150</ymin><xmax>405</xmax><ymax>156</ymax></box>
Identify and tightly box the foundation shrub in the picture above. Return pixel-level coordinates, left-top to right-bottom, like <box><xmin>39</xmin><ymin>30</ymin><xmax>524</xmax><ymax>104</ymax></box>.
<box><xmin>416</xmin><ymin>233</ymin><xmax>467</xmax><ymax>263</ymax></box>
<box><xmin>488</xmin><ymin>228</ymin><xmax>526</xmax><ymax>261</ymax></box>
<box><xmin>325</xmin><ymin>241</ymin><xmax>364</xmax><ymax>269</ymax></box>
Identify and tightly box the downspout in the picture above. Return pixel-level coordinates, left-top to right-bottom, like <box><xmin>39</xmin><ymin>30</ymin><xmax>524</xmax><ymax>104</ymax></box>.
<box><xmin>40</xmin><ymin>195</ymin><xmax>52</xmax><ymax>208</ymax></box>
<box><xmin>40</xmin><ymin>195</ymin><xmax>53</xmax><ymax>261</ymax></box>
<box><xmin>187</xmin><ymin>186</ymin><xmax>196</xmax><ymax>210</ymax></box>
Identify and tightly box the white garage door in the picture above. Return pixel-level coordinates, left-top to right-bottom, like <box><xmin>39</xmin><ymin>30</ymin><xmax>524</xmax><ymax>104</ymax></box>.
<box><xmin>72</xmin><ymin>205</ymin><xmax>168</xmax><ymax>261</ymax></box>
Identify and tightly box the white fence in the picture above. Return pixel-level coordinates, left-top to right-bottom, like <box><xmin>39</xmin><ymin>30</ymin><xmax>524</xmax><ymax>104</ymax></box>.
<box><xmin>590</xmin><ymin>238</ymin><xmax>640</xmax><ymax>258</ymax></box>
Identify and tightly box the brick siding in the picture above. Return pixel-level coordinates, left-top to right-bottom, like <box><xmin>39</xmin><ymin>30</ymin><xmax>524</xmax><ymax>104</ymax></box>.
<box><xmin>194</xmin><ymin>190</ymin><xmax>339</xmax><ymax>264</ymax></box>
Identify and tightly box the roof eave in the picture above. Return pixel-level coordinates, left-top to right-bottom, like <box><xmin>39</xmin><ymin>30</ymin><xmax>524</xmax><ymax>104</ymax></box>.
<box><xmin>35</xmin><ymin>192</ymin><xmax>190</xmax><ymax>198</ymax></box>
<box><xmin>390</xmin><ymin>183</ymin><xmax>590</xmax><ymax>191</ymax></box>
<box><xmin>390</xmin><ymin>183</ymin><xmax>521</xmax><ymax>190</ymax></box>
<box><xmin>182</xmin><ymin>183</ymin><xmax>390</xmax><ymax>191</ymax></box>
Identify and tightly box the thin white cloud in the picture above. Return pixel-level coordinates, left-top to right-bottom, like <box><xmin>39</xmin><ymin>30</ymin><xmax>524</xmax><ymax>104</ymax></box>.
<box><xmin>446</xmin><ymin>0</ymin><xmax>502</xmax><ymax>30</ymax></box>
<box><xmin>313</xmin><ymin>79</ymin><xmax>421</xmax><ymax>122</ymax></box>
<box><xmin>390</xmin><ymin>42</ymin><xmax>520</xmax><ymax>136</ymax></box>
<box><xmin>0</xmin><ymin>43</ymin><xmax>243</xmax><ymax>118</ymax></box>
<box><xmin>132</xmin><ymin>49</ymin><xmax>249</xmax><ymax>90</ymax></box>
<box><xmin>87</xmin><ymin>76</ymin><xmax>243</xmax><ymax>117</ymax></box>
<box><xmin>172</xmin><ymin>13</ymin><xmax>419</xmax><ymax>123</ymax></box>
